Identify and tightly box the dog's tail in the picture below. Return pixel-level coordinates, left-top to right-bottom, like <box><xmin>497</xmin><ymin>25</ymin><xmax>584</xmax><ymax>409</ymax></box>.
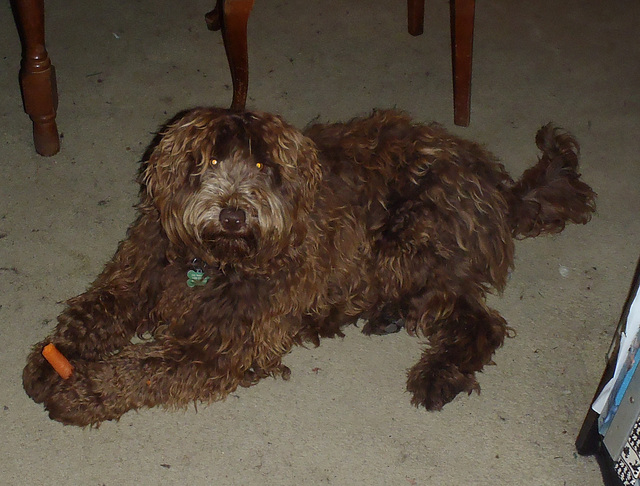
<box><xmin>508</xmin><ymin>124</ymin><xmax>596</xmax><ymax>238</ymax></box>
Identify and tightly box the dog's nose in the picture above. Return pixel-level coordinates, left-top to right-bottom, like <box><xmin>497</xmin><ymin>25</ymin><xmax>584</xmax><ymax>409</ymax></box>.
<box><xmin>219</xmin><ymin>207</ymin><xmax>246</xmax><ymax>232</ymax></box>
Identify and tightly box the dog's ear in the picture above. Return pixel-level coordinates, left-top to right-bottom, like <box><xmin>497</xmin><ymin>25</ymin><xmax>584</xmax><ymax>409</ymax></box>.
<box><xmin>244</xmin><ymin>113</ymin><xmax>322</xmax><ymax>248</ymax></box>
<box><xmin>142</xmin><ymin>144</ymin><xmax>187</xmax><ymax>203</ymax></box>
<box><xmin>257</xmin><ymin>114</ymin><xmax>323</xmax><ymax>212</ymax></box>
<box><xmin>141</xmin><ymin>108</ymin><xmax>228</xmax><ymax>203</ymax></box>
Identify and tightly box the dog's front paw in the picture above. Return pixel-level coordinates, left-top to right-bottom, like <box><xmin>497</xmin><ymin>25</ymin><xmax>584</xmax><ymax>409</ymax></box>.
<box><xmin>40</xmin><ymin>362</ymin><xmax>125</xmax><ymax>426</ymax></box>
<box><xmin>406</xmin><ymin>359</ymin><xmax>480</xmax><ymax>411</ymax></box>
<box><xmin>23</xmin><ymin>343</ymin><xmax>66</xmax><ymax>404</ymax></box>
<box><xmin>41</xmin><ymin>376</ymin><xmax>104</xmax><ymax>426</ymax></box>
<box><xmin>24</xmin><ymin>353</ymin><xmax>120</xmax><ymax>427</ymax></box>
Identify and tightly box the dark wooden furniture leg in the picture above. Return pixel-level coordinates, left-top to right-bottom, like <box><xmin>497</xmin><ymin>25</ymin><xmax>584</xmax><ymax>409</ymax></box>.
<box><xmin>209</xmin><ymin>0</ymin><xmax>474</xmax><ymax>124</ymax></box>
<box><xmin>450</xmin><ymin>0</ymin><xmax>474</xmax><ymax>127</ymax></box>
<box><xmin>407</xmin><ymin>0</ymin><xmax>425</xmax><ymax>36</ymax></box>
<box><xmin>206</xmin><ymin>0</ymin><xmax>255</xmax><ymax>110</ymax></box>
<box><xmin>12</xmin><ymin>0</ymin><xmax>60</xmax><ymax>156</ymax></box>
<box><xmin>408</xmin><ymin>0</ymin><xmax>474</xmax><ymax>126</ymax></box>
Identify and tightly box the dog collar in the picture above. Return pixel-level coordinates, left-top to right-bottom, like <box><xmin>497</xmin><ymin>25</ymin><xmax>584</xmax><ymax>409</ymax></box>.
<box><xmin>187</xmin><ymin>258</ymin><xmax>210</xmax><ymax>287</ymax></box>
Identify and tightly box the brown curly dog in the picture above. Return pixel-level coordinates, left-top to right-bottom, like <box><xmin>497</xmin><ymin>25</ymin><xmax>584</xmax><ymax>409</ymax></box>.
<box><xmin>23</xmin><ymin>108</ymin><xmax>596</xmax><ymax>426</ymax></box>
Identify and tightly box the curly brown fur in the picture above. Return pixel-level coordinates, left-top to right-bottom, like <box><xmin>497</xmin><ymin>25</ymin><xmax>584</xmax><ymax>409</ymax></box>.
<box><xmin>23</xmin><ymin>108</ymin><xmax>596</xmax><ymax>426</ymax></box>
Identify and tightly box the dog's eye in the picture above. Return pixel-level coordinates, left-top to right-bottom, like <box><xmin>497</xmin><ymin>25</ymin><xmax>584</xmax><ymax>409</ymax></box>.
<box><xmin>255</xmin><ymin>162</ymin><xmax>264</xmax><ymax>170</ymax></box>
<box><xmin>210</xmin><ymin>159</ymin><xmax>218</xmax><ymax>167</ymax></box>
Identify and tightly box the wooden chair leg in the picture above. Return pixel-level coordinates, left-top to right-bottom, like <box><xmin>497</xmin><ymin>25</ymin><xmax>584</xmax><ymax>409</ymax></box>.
<box><xmin>408</xmin><ymin>0</ymin><xmax>425</xmax><ymax>36</ymax></box>
<box><xmin>450</xmin><ymin>0</ymin><xmax>475</xmax><ymax>127</ymax></box>
<box><xmin>12</xmin><ymin>0</ymin><xmax>60</xmax><ymax>156</ymax></box>
<box><xmin>205</xmin><ymin>0</ymin><xmax>222</xmax><ymax>31</ymax></box>
<box><xmin>206</xmin><ymin>0</ymin><xmax>255</xmax><ymax>111</ymax></box>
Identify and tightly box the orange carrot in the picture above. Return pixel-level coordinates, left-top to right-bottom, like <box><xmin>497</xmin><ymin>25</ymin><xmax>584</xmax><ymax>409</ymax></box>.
<box><xmin>42</xmin><ymin>343</ymin><xmax>73</xmax><ymax>379</ymax></box>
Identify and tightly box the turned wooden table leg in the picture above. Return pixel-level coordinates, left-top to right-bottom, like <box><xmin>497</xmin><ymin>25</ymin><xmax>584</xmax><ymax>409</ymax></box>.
<box><xmin>206</xmin><ymin>0</ymin><xmax>255</xmax><ymax>111</ymax></box>
<box><xmin>13</xmin><ymin>0</ymin><xmax>60</xmax><ymax>156</ymax></box>
<box><xmin>450</xmin><ymin>0</ymin><xmax>475</xmax><ymax>127</ymax></box>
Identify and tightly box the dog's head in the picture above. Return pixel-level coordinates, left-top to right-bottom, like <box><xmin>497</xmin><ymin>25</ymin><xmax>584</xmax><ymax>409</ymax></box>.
<box><xmin>142</xmin><ymin>108</ymin><xmax>321</xmax><ymax>266</ymax></box>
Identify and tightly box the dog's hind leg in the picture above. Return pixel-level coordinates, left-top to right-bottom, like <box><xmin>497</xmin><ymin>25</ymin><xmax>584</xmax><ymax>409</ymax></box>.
<box><xmin>404</xmin><ymin>292</ymin><xmax>508</xmax><ymax>410</ymax></box>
